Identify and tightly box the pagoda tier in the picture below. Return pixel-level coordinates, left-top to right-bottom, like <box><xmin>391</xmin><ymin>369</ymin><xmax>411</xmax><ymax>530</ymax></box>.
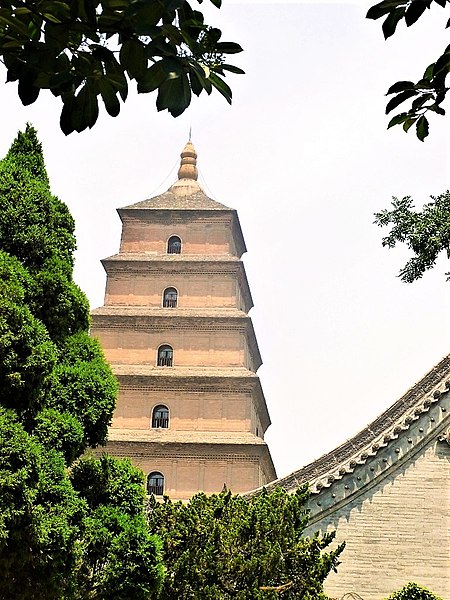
<box><xmin>91</xmin><ymin>141</ymin><xmax>276</xmax><ymax>500</ymax></box>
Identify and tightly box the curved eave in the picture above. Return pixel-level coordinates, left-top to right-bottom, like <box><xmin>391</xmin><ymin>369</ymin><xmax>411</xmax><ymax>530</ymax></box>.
<box><xmin>247</xmin><ymin>354</ymin><xmax>450</xmax><ymax>502</ymax></box>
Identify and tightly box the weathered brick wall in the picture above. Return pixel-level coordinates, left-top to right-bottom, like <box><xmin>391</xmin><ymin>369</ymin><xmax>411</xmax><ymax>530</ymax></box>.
<box><xmin>308</xmin><ymin>439</ymin><xmax>450</xmax><ymax>600</ymax></box>
<box><xmin>120</xmin><ymin>218</ymin><xmax>235</xmax><ymax>255</ymax></box>
<box><xmin>102</xmin><ymin>441</ymin><xmax>267</xmax><ymax>499</ymax></box>
<box><xmin>111</xmin><ymin>388</ymin><xmax>258</xmax><ymax>433</ymax></box>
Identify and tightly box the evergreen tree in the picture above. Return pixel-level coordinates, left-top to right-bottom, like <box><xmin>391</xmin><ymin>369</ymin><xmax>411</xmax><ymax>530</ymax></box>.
<box><xmin>387</xmin><ymin>582</ymin><xmax>444</xmax><ymax>600</ymax></box>
<box><xmin>147</xmin><ymin>486</ymin><xmax>344</xmax><ymax>600</ymax></box>
<box><xmin>0</xmin><ymin>125</ymin><xmax>164</xmax><ymax>599</ymax></box>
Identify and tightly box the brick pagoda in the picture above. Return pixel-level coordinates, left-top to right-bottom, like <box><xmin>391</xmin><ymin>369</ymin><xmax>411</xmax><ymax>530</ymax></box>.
<box><xmin>91</xmin><ymin>141</ymin><xmax>276</xmax><ymax>500</ymax></box>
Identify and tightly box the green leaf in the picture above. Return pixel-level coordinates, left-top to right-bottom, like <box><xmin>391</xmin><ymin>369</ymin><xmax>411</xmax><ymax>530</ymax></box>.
<box><xmin>219</xmin><ymin>63</ymin><xmax>245</xmax><ymax>75</ymax></box>
<box><xmin>416</xmin><ymin>115</ymin><xmax>429</xmax><ymax>141</ymax></box>
<box><xmin>385</xmin><ymin>89</ymin><xmax>417</xmax><ymax>113</ymax></box>
<box><xmin>120</xmin><ymin>39</ymin><xmax>147</xmax><ymax>79</ymax></box>
<box><xmin>403</xmin><ymin>116</ymin><xmax>417</xmax><ymax>132</ymax></box>
<box><xmin>189</xmin><ymin>63</ymin><xmax>212</xmax><ymax>94</ymax></box>
<box><xmin>387</xmin><ymin>112</ymin><xmax>408</xmax><ymax>128</ymax></box>
<box><xmin>386</xmin><ymin>80</ymin><xmax>414</xmax><ymax>94</ymax></box>
<box><xmin>163</xmin><ymin>0</ymin><xmax>185</xmax><ymax>10</ymax></box>
<box><xmin>405</xmin><ymin>0</ymin><xmax>429</xmax><ymax>27</ymax></box>
<box><xmin>98</xmin><ymin>79</ymin><xmax>121</xmax><ymax>116</ymax></box>
<box><xmin>70</xmin><ymin>84</ymin><xmax>99</xmax><ymax>132</ymax></box>
<box><xmin>18</xmin><ymin>73</ymin><xmax>40</xmax><ymax>106</ymax></box>
<box><xmin>156</xmin><ymin>73</ymin><xmax>191</xmax><ymax>117</ymax></box>
<box><xmin>215</xmin><ymin>42</ymin><xmax>243</xmax><ymax>54</ymax></box>
<box><xmin>209</xmin><ymin>72</ymin><xmax>232</xmax><ymax>103</ymax></box>
<box><xmin>423</xmin><ymin>63</ymin><xmax>434</xmax><ymax>78</ymax></box>
<box><xmin>366</xmin><ymin>0</ymin><xmax>405</xmax><ymax>20</ymax></box>
<box><xmin>60</xmin><ymin>99</ymin><xmax>74</xmax><ymax>135</ymax></box>
<box><xmin>382</xmin><ymin>7</ymin><xmax>406</xmax><ymax>38</ymax></box>
<box><xmin>137</xmin><ymin>58</ymin><xmax>182</xmax><ymax>93</ymax></box>
<box><xmin>411</xmin><ymin>93</ymin><xmax>433</xmax><ymax>110</ymax></box>
<box><xmin>429</xmin><ymin>104</ymin><xmax>446</xmax><ymax>115</ymax></box>
<box><xmin>432</xmin><ymin>50</ymin><xmax>450</xmax><ymax>76</ymax></box>
<box><xmin>209</xmin><ymin>0</ymin><xmax>221</xmax><ymax>6</ymax></box>
<box><xmin>137</xmin><ymin>62</ymin><xmax>166</xmax><ymax>93</ymax></box>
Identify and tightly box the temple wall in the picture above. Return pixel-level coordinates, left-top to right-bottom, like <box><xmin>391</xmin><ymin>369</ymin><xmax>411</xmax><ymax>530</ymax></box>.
<box><xmin>307</xmin><ymin>440</ymin><xmax>450</xmax><ymax>600</ymax></box>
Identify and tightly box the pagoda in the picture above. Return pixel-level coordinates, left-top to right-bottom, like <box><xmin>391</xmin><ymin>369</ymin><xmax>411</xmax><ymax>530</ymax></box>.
<box><xmin>91</xmin><ymin>141</ymin><xmax>276</xmax><ymax>500</ymax></box>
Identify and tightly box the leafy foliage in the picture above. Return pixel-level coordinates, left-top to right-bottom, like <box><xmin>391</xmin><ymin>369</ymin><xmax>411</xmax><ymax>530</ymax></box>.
<box><xmin>0</xmin><ymin>408</ymin><xmax>86</xmax><ymax>600</ymax></box>
<box><xmin>0</xmin><ymin>126</ymin><xmax>164</xmax><ymax>598</ymax></box>
<box><xmin>367</xmin><ymin>0</ymin><xmax>450</xmax><ymax>140</ymax></box>
<box><xmin>374</xmin><ymin>191</ymin><xmax>450</xmax><ymax>282</ymax></box>
<box><xmin>147</xmin><ymin>485</ymin><xmax>344</xmax><ymax>599</ymax></box>
<box><xmin>386</xmin><ymin>582</ymin><xmax>444</xmax><ymax>600</ymax></box>
<box><xmin>0</xmin><ymin>0</ymin><xmax>243</xmax><ymax>134</ymax></box>
<box><xmin>71</xmin><ymin>456</ymin><xmax>165</xmax><ymax>600</ymax></box>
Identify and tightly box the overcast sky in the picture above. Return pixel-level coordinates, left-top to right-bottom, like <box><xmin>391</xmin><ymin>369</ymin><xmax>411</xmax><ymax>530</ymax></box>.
<box><xmin>1</xmin><ymin>2</ymin><xmax>449</xmax><ymax>478</ymax></box>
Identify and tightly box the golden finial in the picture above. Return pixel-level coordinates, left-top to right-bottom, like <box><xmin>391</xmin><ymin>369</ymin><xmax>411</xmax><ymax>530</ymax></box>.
<box><xmin>177</xmin><ymin>140</ymin><xmax>198</xmax><ymax>181</ymax></box>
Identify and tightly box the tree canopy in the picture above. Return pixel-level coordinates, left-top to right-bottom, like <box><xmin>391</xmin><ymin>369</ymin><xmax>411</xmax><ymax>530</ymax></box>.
<box><xmin>374</xmin><ymin>191</ymin><xmax>450</xmax><ymax>282</ymax></box>
<box><xmin>146</xmin><ymin>485</ymin><xmax>344</xmax><ymax>600</ymax></box>
<box><xmin>367</xmin><ymin>0</ymin><xmax>450</xmax><ymax>140</ymax></box>
<box><xmin>0</xmin><ymin>125</ymin><xmax>164</xmax><ymax>598</ymax></box>
<box><xmin>387</xmin><ymin>582</ymin><xmax>444</xmax><ymax>600</ymax></box>
<box><xmin>0</xmin><ymin>0</ymin><xmax>243</xmax><ymax>134</ymax></box>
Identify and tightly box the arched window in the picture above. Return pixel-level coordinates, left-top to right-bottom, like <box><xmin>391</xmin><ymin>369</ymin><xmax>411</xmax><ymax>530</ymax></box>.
<box><xmin>147</xmin><ymin>472</ymin><xmax>164</xmax><ymax>496</ymax></box>
<box><xmin>167</xmin><ymin>235</ymin><xmax>181</xmax><ymax>254</ymax></box>
<box><xmin>152</xmin><ymin>405</ymin><xmax>169</xmax><ymax>428</ymax></box>
<box><xmin>163</xmin><ymin>287</ymin><xmax>178</xmax><ymax>308</ymax></box>
<box><xmin>157</xmin><ymin>344</ymin><xmax>173</xmax><ymax>367</ymax></box>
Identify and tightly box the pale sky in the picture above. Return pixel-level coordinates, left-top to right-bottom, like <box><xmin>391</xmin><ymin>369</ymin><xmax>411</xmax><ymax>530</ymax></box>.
<box><xmin>0</xmin><ymin>2</ymin><xmax>449</xmax><ymax>478</ymax></box>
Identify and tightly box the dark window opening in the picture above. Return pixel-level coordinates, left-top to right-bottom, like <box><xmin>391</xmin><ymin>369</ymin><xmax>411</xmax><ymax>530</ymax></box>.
<box><xmin>157</xmin><ymin>345</ymin><xmax>173</xmax><ymax>367</ymax></box>
<box><xmin>152</xmin><ymin>405</ymin><xmax>169</xmax><ymax>428</ymax></box>
<box><xmin>163</xmin><ymin>287</ymin><xmax>178</xmax><ymax>308</ymax></box>
<box><xmin>167</xmin><ymin>236</ymin><xmax>181</xmax><ymax>254</ymax></box>
<box><xmin>147</xmin><ymin>472</ymin><xmax>164</xmax><ymax>496</ymax></box>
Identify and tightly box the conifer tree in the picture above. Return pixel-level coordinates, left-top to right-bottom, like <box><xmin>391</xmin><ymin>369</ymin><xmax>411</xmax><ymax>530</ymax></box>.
<box><xmin>0</xmin><ymin>125</ymin><xmax>164</xmax><ymax>599</ymax></box>
<box><xmin>147</xmin><ymin>486</ymin><xmax>344</xmax><ymax>600</ymax></box>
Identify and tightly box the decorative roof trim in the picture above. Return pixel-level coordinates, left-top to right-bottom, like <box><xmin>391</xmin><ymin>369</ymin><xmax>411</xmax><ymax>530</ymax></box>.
<box><xmin>247</xmin><ymin>354</ymin><xmax>450</xmax><ymax>500</ymax></box>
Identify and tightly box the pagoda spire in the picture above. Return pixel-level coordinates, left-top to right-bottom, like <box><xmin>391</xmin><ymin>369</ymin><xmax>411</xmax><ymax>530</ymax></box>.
<box><xmin>177</xmin><ymin>140</ymin><xmax>198</xmax><ymax>181</ymax></box>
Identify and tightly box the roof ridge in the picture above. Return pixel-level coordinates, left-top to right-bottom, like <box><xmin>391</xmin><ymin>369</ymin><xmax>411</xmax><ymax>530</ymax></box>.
<box><xmin>247</xmin><ymin>353</ymin><xmax>450</xmax><ymax>497</ymax></box>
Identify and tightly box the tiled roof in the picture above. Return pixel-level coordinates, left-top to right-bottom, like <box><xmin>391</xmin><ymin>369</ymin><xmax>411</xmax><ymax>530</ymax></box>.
<box><xmin>248</xmin><ymin>354</ymin><xmax>450</xmax><ymax>497</ymax></box>
<box><xmin>121</xmin><ymin>188</ymin><xmax>231</xmax><ymax>211</ymax></box>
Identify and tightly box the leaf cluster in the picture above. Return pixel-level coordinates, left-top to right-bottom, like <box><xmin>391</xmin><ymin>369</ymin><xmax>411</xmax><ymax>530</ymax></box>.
<box><xmin>386</xmin><ymin>582</ymin><xmax>444</xmax><ymax>600</ymax></box>
<box><xmin>146</xmin><ymin>486</ymin><xmax>344</xmax><ymax>599</ymax></box>
<box><xmin>374</xmin><ymin>191</ymin><xmax>450</xmax><ymax>282</ymax></box>
<box><xmin>367</xmin><ymin>0</ymin><xmax>450</xmax><ymax>139</ymax></box>
<box><xmin>0</xmin><ymin>0</ymin><xmax>243</xmax><ymax>134</ymax></box>
<box><xmin>70</xmin><ymin>456</ymin><xmax>165</xmax><ymax>600</ymax></box>
<box><xmin>0</xmin><ymin>126</ymin><xmax>161</xmax><ymax>599</ymax></box>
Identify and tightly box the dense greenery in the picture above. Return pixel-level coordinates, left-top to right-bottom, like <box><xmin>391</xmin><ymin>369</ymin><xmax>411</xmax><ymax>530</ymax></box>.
<box><xmin>0</xmin><ymin>0</ymin><xmax>243</xmax><ymax>134</ymax></box>
<box><xmin>147</xmin><ymin>486</ymin><xmax>344</xmax><ymax>599</ymax></box>
<box><xmin>367</xmin><ymin>0</ymin><xmax>450</xmax><ymax>140</ymax></box>
<box><xmin>374</xmin><ymin>191</ymin><xmax>450</xmax><ymax>282</ymax></box>
<box><xmin>387</xmin><ymin>582</ymin><xmax>443</xmax><ymax>600</ymax></box>
<box><xmin>0</xmin><ymin>125</ymin><xmax>164</xmax><ymax>598</ymax></box>
<box><xmin>0</xmin><ymin>125</ymin><xmax>345</xmax><ymax>598</ymax></box>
